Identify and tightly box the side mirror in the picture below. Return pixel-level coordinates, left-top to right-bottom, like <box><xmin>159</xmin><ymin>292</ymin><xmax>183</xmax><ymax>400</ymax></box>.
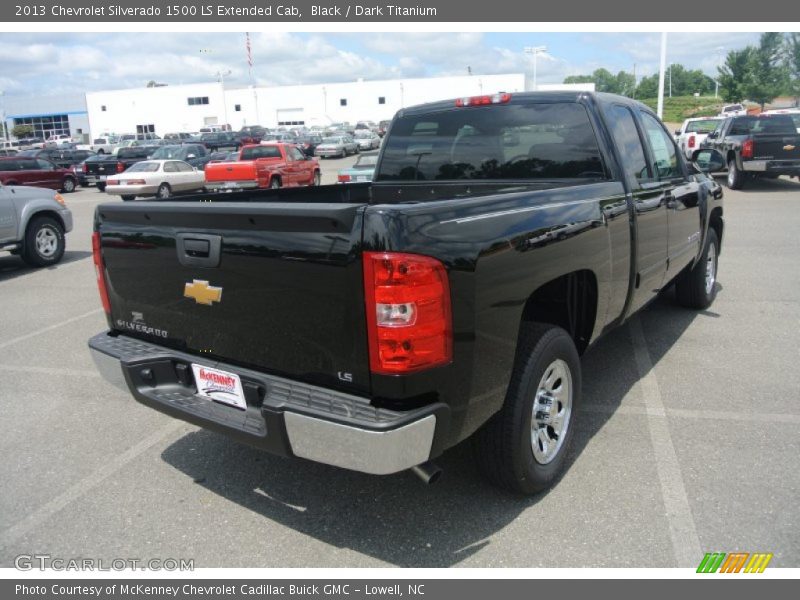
<box><xmin>674</xmin><ymin>129</ymin><xmax>681</xmax><ymax>136</ymax></box>
<box><xmin>691</xmin><ymin>149</ymin><xmax>725</xmax><ymax>174</ymax></box>
<box><xmin>707</xmin><ymin>131</ymin><xmax>718</xmax><ymax>140</ymax></box>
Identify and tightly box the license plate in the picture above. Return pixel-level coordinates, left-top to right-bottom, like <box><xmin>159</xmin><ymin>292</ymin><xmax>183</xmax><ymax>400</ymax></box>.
<box><xmin>356</xmin><ymin>176</ymin><xmax>369</xmax><ymax>182</ymax></box>
<box><xmin>191</xmin><ymin>364</ymin><xmax>247</xmax><ymax>410</ymax></box>
<box><xmin>99</xmin><ymin>175</ymin><xmax>107</xmax><ymax>181</ymax></box>
<box><xmin>223</xmin><ymin>181</ymin><xmax>239</xmax><ymax>188</ymax></box>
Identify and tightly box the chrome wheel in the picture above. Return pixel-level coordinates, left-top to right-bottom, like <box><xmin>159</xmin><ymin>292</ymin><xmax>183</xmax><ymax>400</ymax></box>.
<box><xmin>35</xmin><ymin>226</ymin><xmax>58</xmax><ymax>258</ymax></box>
<box><xmin>531</xmin><ymin>359</ymin><xmax>573</xmax><ymax>464</ymax></box>
<box><xmin>705</xmin><ymin>241</ymin><xmax>717</xmax><ymax>296</ymax></box>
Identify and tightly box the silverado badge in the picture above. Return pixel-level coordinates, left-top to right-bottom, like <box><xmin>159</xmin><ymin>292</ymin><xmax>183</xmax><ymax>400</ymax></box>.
<box><xmin>184</xmin><ymin>280</ymin><xmax>223</xmax><ymax>305</ymax></box>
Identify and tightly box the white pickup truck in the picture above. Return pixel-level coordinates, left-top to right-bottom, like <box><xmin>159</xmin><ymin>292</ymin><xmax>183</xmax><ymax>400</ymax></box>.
<box><xmin>76</xmin><ymin>137</ymin><xmax>118</xmax><ymax>155</ymax></box>
<box><xmin>674</xmin><ymin>117</ymin><xmax>724</xmax><ymax>160</ymax></box>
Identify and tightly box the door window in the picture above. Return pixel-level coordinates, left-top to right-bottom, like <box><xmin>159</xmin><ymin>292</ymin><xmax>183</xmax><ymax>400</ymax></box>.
<box><xmin>604</xmin><ymin>105</ymin><xmax>651</xmax><ymax>183</ymax></box>
<box><xmin>640</xmin><ymin>112</ymin><xmax>680</xmax><ymax>180</ymax></box>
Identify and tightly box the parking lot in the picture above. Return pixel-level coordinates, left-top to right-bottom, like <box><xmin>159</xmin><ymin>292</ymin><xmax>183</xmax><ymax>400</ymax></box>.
<box><xmin>0</xmin><ymin>168</ymin><xmax>798</xmax><ymax>569</ymax></box>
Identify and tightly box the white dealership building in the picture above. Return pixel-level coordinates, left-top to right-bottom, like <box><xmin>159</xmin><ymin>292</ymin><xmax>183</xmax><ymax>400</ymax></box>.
<box><xmin>84</xmin><ymin>73</ymin><xmax>530</xmax><ymax>137</ymax></box>
<box><xmin>2</xmin><ymin>74</ymin><xmax>593</xmax><ymax>141</ymax></box>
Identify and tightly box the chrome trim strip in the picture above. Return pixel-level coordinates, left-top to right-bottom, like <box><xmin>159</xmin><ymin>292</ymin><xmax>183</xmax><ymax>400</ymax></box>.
<box><xmin>285</xmin><ymin>412</ymin><xmax>436</xmax><ymax>475</ymax></box>
<box><xmin>441</xmin><ymin>195</ymin><xmax>623</xmax><ymax>225</ymax></box>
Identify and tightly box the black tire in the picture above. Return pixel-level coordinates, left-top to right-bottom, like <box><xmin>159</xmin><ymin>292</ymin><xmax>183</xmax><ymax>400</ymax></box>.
<box><xmin>473</xmin><ymin>323</ymin><xmax>581</xmax><ymax>495</ymax></box>
<box><xmin>726</xmin><ymin>158</ymin><xmax>745</xmax><ymax>190</ymax></box>
<box><xmin>675</xmin><ymin>228</ymin><xmax>719</xmax><ymax>309</ymax></box>
<box><xmin>21</xmin><ymin>215</ymin><xmax>65</xmax><ymax>267</ymax></box>
<box><xmin>97</xmin><ymin>149</ymin><xmax>105</xmax><ymax>155</ymax></box>
<box><xmin>156</xmin><ymin>183</ymin><xmax>171</xmax><ymax>199</ymax></box>
<box><xmin>120</xmin><ymin>195</ymin><xmax>135</xmax><ymax>201</ymax></box>
<box><xmin>61</xmin><ymin>177</ymin><xmax>76</xmax><ymax>193</ymax></box>
<box><xmin>96</xmin><ymin>183</ymin><xmax>106</xmax><ymax>192</ymax></box>
<box><xmin>269</xmin><ymin>177</ymin><xmax>281</xmax><ymax>189</ymax></box>
<box><xmin>312</xmin><ymin>171</ymin><xmax>321</xmax><ymax>186</ymax></box>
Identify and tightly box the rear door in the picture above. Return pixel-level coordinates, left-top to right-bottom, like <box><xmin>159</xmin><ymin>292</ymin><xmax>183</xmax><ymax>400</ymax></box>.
<box><xmin>0</xmin><ymin>186</ymin><xmax>18</xmax><ymax>243</ymax></box>
<box><xmin>36</xmin><ymin>159</ymin><xmax>63</xmax><ymax>189</ymax></box>
<box><xmin>638</xmin><ymin>111</ymin><xmax>702</xmax><ymax>284</ymax></box>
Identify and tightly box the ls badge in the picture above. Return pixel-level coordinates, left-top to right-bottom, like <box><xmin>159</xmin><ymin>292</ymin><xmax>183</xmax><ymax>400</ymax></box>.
<box><xmin>184</xmin><ymin>280</ymin><xmax>223</xmax><ymax>305</ymax></box>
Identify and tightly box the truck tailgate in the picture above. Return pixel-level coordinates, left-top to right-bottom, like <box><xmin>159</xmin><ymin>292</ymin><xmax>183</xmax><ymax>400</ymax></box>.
<box><xmin>753</xmin><ymin>134</ymin><xmax>800</xmax><ymax>160</ymax></box>
<box><xmin>96</xmin><ymin>200</ymin><xmax>371</xmax><ymax>394</ymax></box>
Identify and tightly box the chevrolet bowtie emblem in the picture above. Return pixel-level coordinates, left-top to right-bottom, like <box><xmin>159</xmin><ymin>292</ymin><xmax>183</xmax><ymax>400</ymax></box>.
<box><xmin>184</xmin><ymin>280</ymin><xmax>222</xmax><ymax>305</ymax></box>
<box><xmin>784</xmin><ymin>144</ymin><xmax>796</xmax><ymax>151</ymax></box>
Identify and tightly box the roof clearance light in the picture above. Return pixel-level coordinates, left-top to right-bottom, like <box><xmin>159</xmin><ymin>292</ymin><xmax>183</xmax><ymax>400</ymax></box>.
<box><xmin>455</xmin><ymin>93</ymin><xmax>512</xmax><ymax>107</ymax></box>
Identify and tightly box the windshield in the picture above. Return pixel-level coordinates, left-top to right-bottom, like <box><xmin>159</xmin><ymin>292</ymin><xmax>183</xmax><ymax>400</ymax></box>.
<box><xmin>354</xmin><ymin>155</ymin><xmax>379</xmax><ymax>168</ymax></box>
<box><xmin>125</xmin><ymin>162</ymin><xmax>160</xmax><ymax>173</ymax></box>
<box><xmin>686</xmin><ymin>119</ymin><xmax>721</xmax><ymax>134</ymax></box>
<box><xmin>376</xmin><ymin>102</ymin><xmax>607</xmax><ymax>182</ymax></box>
<box><xmin>149</xmin><ymin>146</ymin><xmax>185</xmax><ymax>159</ymax></box>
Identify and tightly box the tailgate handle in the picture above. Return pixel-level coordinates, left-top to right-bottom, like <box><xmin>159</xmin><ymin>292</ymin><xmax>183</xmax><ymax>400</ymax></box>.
<box><xmin>176</xmin><ymin>233</ymin><xmax>222</xmax><ymax>268</ymax></box>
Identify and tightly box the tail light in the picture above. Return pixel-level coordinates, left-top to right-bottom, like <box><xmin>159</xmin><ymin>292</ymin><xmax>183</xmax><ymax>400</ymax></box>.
<box><xmin>688</xmin><ymin>134</ymin><xmax>696</xmax><ymax>149</ymax></box>
<box><xmin>92</xmin><ymin>232</ymin><xmax>111</xmax><ymax>315</ymax></box>
<box><xmin>363</xmin><ymin>252</ymin><xmax>452</xmax><ymax>375</ymax></box>
<box><xmin>455</xmin><ymin>93</ymin><xmax>511</xmax><ymax>107</ymax></box>
<box><xmin>337</xmin><ymin>174</ymin><xmax>351</xmax><ymax>183</ymax></box>
<box><xmin>82</xmin><ymin>163</ymin><xmax>88</xmax><ymax>173</ymax></box>
<box><xmin>742</xmin><ymin>139</ymin><xmax>754</xmax><ymax>159</ymax></box>
<box><xmin>116</xmin><ymin>162</ymin><xmax>125</xmax><ymax>173</ymax></box>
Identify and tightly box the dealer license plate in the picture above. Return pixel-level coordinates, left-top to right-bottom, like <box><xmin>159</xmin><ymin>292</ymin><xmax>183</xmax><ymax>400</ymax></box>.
<box><xmin>223</xmin><ymin>181</ymin><xmax>239</xmax><ymax>188</ymax></box>
<box><xmin>191</xmin><ymin>364</ymin><xmax>247</xmax><ymax>410</ymax></box>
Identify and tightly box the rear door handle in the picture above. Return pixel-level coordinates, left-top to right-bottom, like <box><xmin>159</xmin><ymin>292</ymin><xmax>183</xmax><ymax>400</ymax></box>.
<box><xmin>176</xmin><ymin>233</ymin><xmax>222</xmax><ymax>268</ymax></box>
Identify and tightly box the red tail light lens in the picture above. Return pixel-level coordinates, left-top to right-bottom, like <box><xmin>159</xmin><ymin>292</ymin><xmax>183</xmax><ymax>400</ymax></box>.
<box><xmin>337</xmin><ymin>174</ymin><xmax>351</xmax><ymax>182</ymax></box>
<box><xmin>455</xmin><ymin>93</ymin><xmax>511</xmax><ymax>107</ymax></box>
<box><xmin>742</xmin><ymin>139</ymin><xmax>754</xmax><ymax>159</ymax></box>
<box><xmin>82</xmin><ymin>163</ymin><xmax>88</xmax><ymax>173</ymax></box>
<box><xmin>363</xmin><ymin>252</ymin><xmax>452</xmax><ymax>375</ymax></box>
<box><xmin>92</xmin><ymin>232</ymin><xmax>111</xmax><ymax>315</ymax></box>
<box><xmin>116</xmin><ymin>162</ymin><xmax>125</xmax><ymax>173</ymax></box>
<box><xmin>688</xmin><ymin>134</ymin><xmax>696</xmax><ymax>149</ymax></box>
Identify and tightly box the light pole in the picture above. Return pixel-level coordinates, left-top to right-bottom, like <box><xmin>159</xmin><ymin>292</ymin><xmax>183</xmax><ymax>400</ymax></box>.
<box><xmin>715</xmin><ymin>46</ymin><xmax>724</xmax><ymax>98</ymax></box>
<box><xmin>0</xmin><ymin>91</ymin><xmax>7</xmax><ymax>142</ymax></box>
<box><xmin>524</xmin><ymin>46</ymin><xmax>547</xmax><ymax>91</ymax></box>
<box><xmin>214</xmin><ymin>69</ymin><xmax>232</xmax><ymax>129</ymax></box>
<box><xmin>669</xmin><ymin>63</ymin><xmax>673</xmax><ymax>98</ymax></box>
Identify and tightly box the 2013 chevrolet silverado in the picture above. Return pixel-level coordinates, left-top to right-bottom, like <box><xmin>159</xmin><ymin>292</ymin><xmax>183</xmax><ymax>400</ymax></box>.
<box><xmin>88</xmin><ymin>92</ymin><xmax>725</xmax><ymax>494</ymax></box>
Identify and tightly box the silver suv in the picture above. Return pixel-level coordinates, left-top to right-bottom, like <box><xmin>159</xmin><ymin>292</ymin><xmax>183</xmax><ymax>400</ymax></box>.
<box><xmin>0</xmin><ymin>183</ymin><xmax>73</xmax><ymax>267</ymax></box>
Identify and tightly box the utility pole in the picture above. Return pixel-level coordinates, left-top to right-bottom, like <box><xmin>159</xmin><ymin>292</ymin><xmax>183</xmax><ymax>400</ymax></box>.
<box><xmin>632</xmin><ymin>63</ymin><xmax>637</xmax><ymax>99</ymax></box>
<box><xmin>657</xmin><ymin>33</ymin><xmax>667</xmax><ymax>119</ymax></box>
<box><xmin>0</xmin><ymin>91</ymin><xmax>7</xmax><ymax>142</ymax></box>
<box><xmin>524</xmin><ymin>46</ymin><xmax>548</xmax><ymax>91</ymax></box>
<box><xmin>715</xmin><ymin>46</ymin><xmax>724</xmax><ymax>98</ymax></box>
<box><xmin>215</xmin><ymin>69</ymin><xmax>232</xmax><ymax>129</ymax></box>
<box><xmin>669</xmin><ymin>63</ymin><xmax>673</xmax><ymax>98</ymax></box>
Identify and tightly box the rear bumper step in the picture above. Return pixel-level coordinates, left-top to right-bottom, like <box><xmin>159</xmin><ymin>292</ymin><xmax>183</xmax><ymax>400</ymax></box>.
<box><xmin>89</xmin><ymin>332</ymin><xmax>446</xmax><ymax>475</ymax></box>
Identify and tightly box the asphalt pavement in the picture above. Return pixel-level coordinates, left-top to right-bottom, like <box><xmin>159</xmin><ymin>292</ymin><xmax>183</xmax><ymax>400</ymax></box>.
<box><xmin>1</xmin><ymin>169</ymin><xmax>798</xmax><ymax>568</ymax></box>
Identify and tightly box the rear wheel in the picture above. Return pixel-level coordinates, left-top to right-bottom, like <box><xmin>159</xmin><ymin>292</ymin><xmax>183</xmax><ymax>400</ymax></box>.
<box><xmin>156</xmin><ymin>183</ymin><xmax>171</xmax><ymax>199</ymax></box>
<box><xmin>96</xmin><ymin>183</ymin><xmax>106</xmax><ymax>192</ymax></box>
<box><xmin>121</xmin><ymin>195</ymin><xmax>135</xmax><ymax>201</ymax></box>
<box><xmin>473</xmin><ymin>324</ymin><xmax>581</xmax><ymax>495</ymax></box>
<box><xmin>270</xmin><ymin>177</ymin><xmax>281</xmax><ymax>189</ymax></box>
<box><xmin>21</xmin><ymin>216</ymin><xmax>65</xmax><ymax>267</ymax></box>
<box><xmin>61</xmin><ymin>177</ymin><xmax>76</xmax><ymax>193</ymax></box>
<box><xmin>726</xmin><ymin>158</ymin><xmax>745</xmax><ymax>190</ymax></box>
<box><xmin>311</xmin><ymin>171</ymin><xmax>321</xmax><ymax>186</ymax></box>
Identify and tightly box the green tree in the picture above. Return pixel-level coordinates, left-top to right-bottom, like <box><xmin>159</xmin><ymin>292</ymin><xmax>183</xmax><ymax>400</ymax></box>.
<box><xmin>744</xmin><ymin>32</ymin><xmax>790</xmax><ymax>109</ymax></box>
<box><xmin>563</xmin><ymin>74</ymin><xmax>594</xmax><ymax>85</ymax></box>
<box><xmin>718</xmin><ymin>47</ymin><xmax>755</xmax><ymax>103</ymax></box>
<box><xmin>615</xmin><ymin>71</ymin><xmax>636</xmax><ymax>97</ymax></box>
<box><xmin>785</xmin><ymin>33</ymin><xmax>800</xmax><ymax>104</ymax></box>
<box><xmin>11</xmin><ymin>124</ymin><xmax>33</xmax><ymax>139</ymax></box>
<box><xmin>636</xmin><ymin>74</ymin><xmax>659</xmax><ymax>99</ymax></box>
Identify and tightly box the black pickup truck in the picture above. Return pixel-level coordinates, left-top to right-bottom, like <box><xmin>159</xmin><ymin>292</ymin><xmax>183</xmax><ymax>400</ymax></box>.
<box><xmin>702</xmin><ymin>113</ymin><xmax>800</xmax><ymax>189</ymax></box>
<box><xmin>88</xmin><ymin>92</ymin><xmax>724</xmax><ymax>494</ymax></box>
<box><xmin>83</xmin><ymin>146</ymin><xmax>158</xmax><ymax>191</ymax></box>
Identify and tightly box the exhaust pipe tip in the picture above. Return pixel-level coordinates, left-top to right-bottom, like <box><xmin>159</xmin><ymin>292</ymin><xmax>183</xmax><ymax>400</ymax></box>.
<box><xmin>410</xmin><ymin>461</ymin><xmax>443</xmax><ymax>485</ymax></box>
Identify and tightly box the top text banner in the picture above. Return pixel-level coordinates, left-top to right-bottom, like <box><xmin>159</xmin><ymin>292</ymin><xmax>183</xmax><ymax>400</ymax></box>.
<box><xmin>3</xmin><ymin>0</ymin><xmax>798</xmax><ymax>22</ymax></box>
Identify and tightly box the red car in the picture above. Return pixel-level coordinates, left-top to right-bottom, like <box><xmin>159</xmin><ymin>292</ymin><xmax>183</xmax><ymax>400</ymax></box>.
<box><xmin>0</xmin><ymin>156</ymin><xmax>78</xmax><ymax>193</ymax></box>
<box><xmin>204</xmin><ymin>143</ymin><xmax>320</xmax><ymax>191</ymax></box>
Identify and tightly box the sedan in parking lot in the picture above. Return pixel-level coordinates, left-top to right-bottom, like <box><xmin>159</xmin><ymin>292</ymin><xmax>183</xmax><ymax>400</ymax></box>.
<box><xmin>315</xmin><ymin>136</ymin><xmax>358</xmax><ymax>158</ymax></box>
<box><xmin>337</xmin><ymin>152</ymin><xmax>378</xmax><ymax>183</ymax></box>
<box><xmin>105</xmin><ymin>160</ymin><xmax>205</xmax><ymax>200</ymax></box>
<box><xmin>354</xmin><ymin>131</ymin><xmax>381</xmax><ymax>151</ymax></box>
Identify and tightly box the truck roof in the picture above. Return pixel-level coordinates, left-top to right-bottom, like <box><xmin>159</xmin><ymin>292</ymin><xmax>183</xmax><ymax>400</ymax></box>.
<box><xmin>396</xmin><ymin>91</ymin><xmax>651</xmax><ymax>118</ymax></box>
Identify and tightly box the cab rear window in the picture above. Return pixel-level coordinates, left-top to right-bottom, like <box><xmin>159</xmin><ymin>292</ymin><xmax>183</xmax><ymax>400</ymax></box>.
<box><xmin>375</xmin><ymin>102</ymin><xmax>607</xmax><ymax>182</ymax></box>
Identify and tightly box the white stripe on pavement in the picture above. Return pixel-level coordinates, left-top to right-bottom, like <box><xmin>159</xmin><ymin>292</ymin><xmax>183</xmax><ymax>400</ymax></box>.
<box><xmin>0</xmin><ymin>308</ymin><xmax>102</xmax><ymax>351</ymax></box>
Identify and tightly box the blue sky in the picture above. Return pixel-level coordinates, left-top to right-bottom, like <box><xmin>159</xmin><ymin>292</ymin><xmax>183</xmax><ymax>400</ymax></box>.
<box><xmin>0</xmin><ymin>32</ymin><xmax>763</xmax><ymax>98</ymax></box>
